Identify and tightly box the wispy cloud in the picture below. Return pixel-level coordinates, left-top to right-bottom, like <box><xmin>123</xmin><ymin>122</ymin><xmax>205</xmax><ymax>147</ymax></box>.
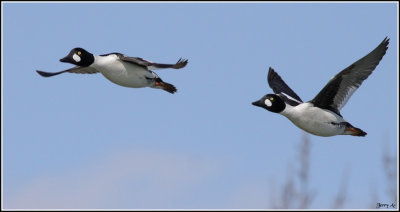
<box><xmin>5</xmin><ymin>148</ymin><xmax>221</xmax><ymax>209</ymax></box>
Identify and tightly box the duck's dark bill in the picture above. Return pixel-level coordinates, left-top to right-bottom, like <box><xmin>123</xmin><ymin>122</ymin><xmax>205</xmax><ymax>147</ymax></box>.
<box><xmin>252</xmin><ymin>100</ymin><xmax>263</xmax><ymax>107</ymax></box>
<box><xmin>60</xmin><ymin>56</ymin><xmax>73</xmax><ymax>63</ymax></box>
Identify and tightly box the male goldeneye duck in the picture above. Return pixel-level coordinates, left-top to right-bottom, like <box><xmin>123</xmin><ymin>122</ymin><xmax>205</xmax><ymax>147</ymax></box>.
<box><xmin>252</xmin><ymin>37</ymin><xmax>389</xmax><ymax>137</ymax></box>
<box><xmin>36</xmin><ymin>48</ymin><xmax>188</xmax><ymax>94</ymax></box>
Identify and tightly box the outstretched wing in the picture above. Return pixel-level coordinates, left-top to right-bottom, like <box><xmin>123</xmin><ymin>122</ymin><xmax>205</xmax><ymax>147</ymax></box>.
<box><xmin>268</xmin><ymin>67</ymin><xmax>303</xmax><ymax>104</ymax></box>
<box><xmin>309</xmin><ymin>37</ymin><xmax>389</xmax><ymax>116</ymax></box>
<box><xmin>119</xmin><ymin>55</ymin><xmax>188</xmax><ymax>70</ymax></box>
<box><xmin>36</xmin><ymin>66</ymin><xmax>99</xmax><ymax>77</ymax></box>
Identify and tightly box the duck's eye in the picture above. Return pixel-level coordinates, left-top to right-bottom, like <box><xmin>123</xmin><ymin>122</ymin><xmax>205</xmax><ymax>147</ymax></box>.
<box><xmin>269</xmin><ymin>97</ymin><xmax>274</xmax><ymax>101</ymax></box>
<box><xmin>77</xmin><ymin>51</ymin><xmax>82</xmax><ymax>56</ymax></box>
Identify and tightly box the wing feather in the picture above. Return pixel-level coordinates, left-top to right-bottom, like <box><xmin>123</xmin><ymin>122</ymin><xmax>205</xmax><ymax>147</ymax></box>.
<box><xmin>268</xmin><ymin>67</ymin><xmax>303</xmax><ymax>103</ymax></box>
<box><xmin>119</xmin><ymin>55</ymin><xmax>188</xmax><ymax>70</ymax></box>
<box><xmin>36</xmin><ymin>66</ymin><xmax>99</xmax><ymax>77</ymax></box>
<box><xmin>310</xmin><ymin>37</ymin><xmax>389</xmax><ymax>115</ymax></box>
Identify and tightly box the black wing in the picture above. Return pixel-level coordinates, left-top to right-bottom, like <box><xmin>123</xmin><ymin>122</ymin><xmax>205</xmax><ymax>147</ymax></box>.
<box><xmin>36</xmin><ymin>66</ymin><xmax>99</xmax><ymax>77</ymax></box>
<box><xmin>268</xmin><ymin>67</ymin><xmax>303</xmax><ymax>103</ymax></box>
<box><xmin>119</xmin><ymin>55</ymin><xmax>188</xmax><ymax>70</ymax></box>
<box><xmin>309</xmin><ymin>37</ymin><xmax>389</xmax><ymax>116</ymax></box>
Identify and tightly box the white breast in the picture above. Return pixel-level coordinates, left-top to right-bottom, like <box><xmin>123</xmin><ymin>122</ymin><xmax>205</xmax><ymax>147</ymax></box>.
<box><xmin>280</xmin><ymin>103</ymin><xmax>346</xmax><ymax>136</ymax></box>
<box><xmin>92</xmin><ymin>55</ymin><xmax>154</xmax><ymax>88</ymax></box>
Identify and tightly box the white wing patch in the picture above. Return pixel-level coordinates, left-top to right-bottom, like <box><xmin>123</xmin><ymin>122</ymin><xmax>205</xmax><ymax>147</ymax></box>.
<box><xmin>334</xmin><ymin>83</ymin><xmax>358</xmax><ymax>111</ymax></box>
<box><xmin>281</xmin><ymin>92</ymin><xmax>302</xmax><ymax>104</ymax></box>
<box><xmin>147</xmin><ymin>65</ymin><xmax>160</xmax><ymax>70</ymax></box>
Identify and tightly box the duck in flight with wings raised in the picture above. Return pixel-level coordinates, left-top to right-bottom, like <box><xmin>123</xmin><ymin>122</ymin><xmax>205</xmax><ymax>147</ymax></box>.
<box><xmin>252</xmin><ymin>37</ymin><xmax>389</xmax><ymax>137</ymax></box>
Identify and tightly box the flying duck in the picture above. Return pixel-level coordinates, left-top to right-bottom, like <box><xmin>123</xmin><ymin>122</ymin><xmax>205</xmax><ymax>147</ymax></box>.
<box><xmin>252</xmin><ymin>37</ymin><xmax>389</xmax><ymax>137</ymax></box>
<box><xmin>36</xmin><ymin>48</ymin><xmax>188</xmax><ymax>93</ymax></box>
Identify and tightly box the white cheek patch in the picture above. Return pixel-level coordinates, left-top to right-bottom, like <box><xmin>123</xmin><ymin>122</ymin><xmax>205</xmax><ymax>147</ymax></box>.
<box><xmin>264</xmin><ymin>99</ymin><xmax>272</xmax><ymax>107</ymax></box>
<box><xmin>72</xmin><ymin>54</ymin><xmax>81</xmax><ymax>62</ymax></box>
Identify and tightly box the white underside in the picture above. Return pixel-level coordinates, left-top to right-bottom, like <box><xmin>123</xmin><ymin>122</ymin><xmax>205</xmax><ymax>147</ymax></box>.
<box><xmin>280</xmin><ymin>103</ymin><xmax>346</xmax><ymax>137</ymax></box>
<box><xmin>92</xmin><ymin>55</ymin><xmax>156</xmax><ymax>88</ymax></box>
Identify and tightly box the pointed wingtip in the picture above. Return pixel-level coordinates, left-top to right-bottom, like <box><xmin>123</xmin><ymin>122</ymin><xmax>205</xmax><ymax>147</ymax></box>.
<box><xmin>381</xmin><ymin>37</ymin><xmax>390</xmax><ymax>48</ymax></box>
<box><xmin>267</xmin><ymin>66</ymin><xmax>278</xmax><ymax>82</ymax></box>
<box><xmin>36</xmin><ymin>70</ymin><xmax>51</xmax><ymax>77</ymax></box>
<box><xmin>384</xmin><ymin>36</ymin><xmax>390</xmax><ymax>42</ymax></box>
<box><xmin>173</xmin><ymin>58</ymin><xmax>188</xmax><ymax>69</ymax></box>
<box><xmin>36</xmin><ymin>70</ymin><xmax>63</xmax><ymax>77</ymax></box>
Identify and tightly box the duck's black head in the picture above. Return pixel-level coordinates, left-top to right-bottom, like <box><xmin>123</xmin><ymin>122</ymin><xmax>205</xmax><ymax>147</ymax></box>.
<box><xmin>252</xmin><ymin>94</ymin><xmax>286</xmax><ymax>113</ymax></box>
<box><xmin>60</xmin><ymin>47</ymin><xmax>94</xmax><ymax>67</ymax></box>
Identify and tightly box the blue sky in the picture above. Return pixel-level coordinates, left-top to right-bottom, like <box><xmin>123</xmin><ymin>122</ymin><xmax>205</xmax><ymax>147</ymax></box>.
<box><xmin>2</xmin><ymin>2</ymin><xmax>398</xmax><ymax>210</ymax></box>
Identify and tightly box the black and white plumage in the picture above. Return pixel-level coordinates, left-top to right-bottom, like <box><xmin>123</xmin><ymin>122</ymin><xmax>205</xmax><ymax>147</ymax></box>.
<box><xmin>37</xmin><ymin>48</ymin><xmax>188</xmax><ymax>93</ymax></box>
<box><xmin>252</xmin><ymin>37</ymin><xmax>389</xmax><ymax>137</ymax></box>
